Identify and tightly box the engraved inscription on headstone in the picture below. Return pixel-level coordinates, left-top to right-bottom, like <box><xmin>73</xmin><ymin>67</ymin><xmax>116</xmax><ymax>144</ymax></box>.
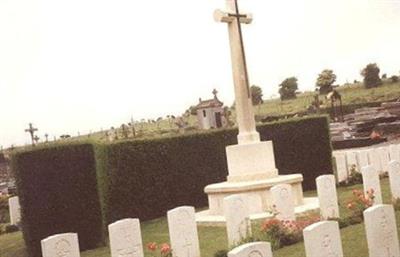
<box><xmin>271</xmin><ymin>184</ymin><xmax>295</xmax><ymax>221</ymax></box>
<box><xmin>227</xmin><ymin>242</ymin><xmax>272</xmax><ymax>257</ymax></box>
<box><xmin>223</xmin><ymin>195</ymin><xmax>251</xmax><ymax>246</ymax></box>
<box><xmin>41</xmin><ymin>233</ymin><xmax>80</xmax><ymax>257</ymax></box>
<box><xmin>303</xmin><ymin>221</ymin><xmax>343</xmax><ymax>257</ymax></box>
<box><xmin>167</xmin><ymin>206</ymin><xmax>200</xmax><ymax>257</ymax></box>
<box><xmin>364</xmin><ymin>204</ymin><xmax>400</xmax><ymax>257</ymax></box>
<box><xmin>108</xmin><ymin>218</ymin><xmax>143</xmax><ymax>257</ymax></box>
<box><xmin>316</xmin><ymin>175</ymin><xmax>340</xmax><ymax>219</ymax></box>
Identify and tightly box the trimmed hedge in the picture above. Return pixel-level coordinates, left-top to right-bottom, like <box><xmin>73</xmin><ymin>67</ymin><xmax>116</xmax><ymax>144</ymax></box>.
<box><xmin>11</xmin><ymin>116</ymin><xmax>333</xmax><ymax>254</ymax></box>
<box><xmin>12</xmin><ymin>143</ymin><xmax>103</xmax><ymax>257</ymax></box>
<box><xmin>99</xmin><ymin>116</ymin><xmax>333</xmax><ymax>224</ymax></box>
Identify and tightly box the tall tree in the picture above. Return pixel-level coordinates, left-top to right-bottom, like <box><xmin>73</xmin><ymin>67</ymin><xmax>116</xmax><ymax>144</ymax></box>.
<box><xmin>278</xmin><ymin>77</ymin><xmax>298</xmax><ymax>100</ymax></box>
<box><xmin>361</xmin><ymin>63</ymin><xmax>382</xmax><ymax>88</ymax></box>
<box><xmin>250</xmin><ymin>85</ymin><xmax>263</xmax><ymax>105</ymax></box>
<box><xmin>316</xmin><ymin>69</ymin><xmax>337</xmax><ymax>94</ymax></box>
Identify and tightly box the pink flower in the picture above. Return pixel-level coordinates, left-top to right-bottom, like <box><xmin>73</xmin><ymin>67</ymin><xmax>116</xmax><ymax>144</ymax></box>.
<box><xmin>160</xmin><ymin>243</ymin><xmax>171</xmax><ymax>254</ymax></box>
<box><xmin>146</xmin><ymin>242</ymin><xmax>157</xmax><ymax>251</ymax></box>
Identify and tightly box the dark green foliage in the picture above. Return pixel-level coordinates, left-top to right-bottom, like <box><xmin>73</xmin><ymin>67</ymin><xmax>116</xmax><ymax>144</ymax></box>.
<box><xmin>279</xmin><ymin>77</ymin><xmax>298</xmax><ymax>100</ymax></box>
<box><xmin>391</xmin><ymin>75</ymin><xmax>399</xmax><ymax>83</ymax></box>
<box><xmin>316</xmin><ymin>69</ymin><xmax>337</xmax><ymax>94</ymax></box>
<box><xmin>5</xmin><ymin>224</ymin><xmax>19</xmax><ymax>233</ymax></box>
<box><xmin>12</xmin><ymin>143</ymin><xmax>104</xmax><ymax>257</ymax></box>
<box><xmin>250</xmin><ymin>85</ymin><xmax>264</xmax><ymax>105</ymax></box>
<box><xmin>99</xmin><ymin>116</ymin><xmax>332</xmax><ymax>224</ymax></box>
<box><xmin>0</xmin><ymin>195</ymin><xmax>9</xmax><ymax>223</ymax></box>
<box><xmin>361</xmin><ymin>63</ymin><xmax>382</xmax><ymax>88</ymax></box>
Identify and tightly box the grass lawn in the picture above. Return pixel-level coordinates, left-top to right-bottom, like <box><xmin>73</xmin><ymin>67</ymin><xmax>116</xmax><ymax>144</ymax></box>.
<box><xmin>0</xmin><ymin>178</ymin><xmax>396</xmax><ymax>257</ymax></box>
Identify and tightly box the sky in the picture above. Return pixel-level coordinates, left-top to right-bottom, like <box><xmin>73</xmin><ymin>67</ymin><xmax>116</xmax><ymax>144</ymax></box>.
<box><xmin>0</xmin><ymin>0</ymin><xmax>399</xmax><ymax>147</ymax></box>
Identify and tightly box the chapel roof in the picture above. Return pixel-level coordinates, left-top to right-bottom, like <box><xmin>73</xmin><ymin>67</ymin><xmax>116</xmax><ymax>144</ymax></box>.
<box><xmin>195</xmin><ymin>89</ymin><xmax>224</xmax><ymax>109</ymax></box>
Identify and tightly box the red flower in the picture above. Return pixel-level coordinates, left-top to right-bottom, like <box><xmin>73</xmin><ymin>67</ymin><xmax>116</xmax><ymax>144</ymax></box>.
<box><xmin>147</xmin><ymin>242</ymin><xmax>157</xmax><ymax>251</ymax></box>
<box><xmin>160</xmin><ymin>243</ymin><xmax>171</xmax><ymax>254</ymax></box>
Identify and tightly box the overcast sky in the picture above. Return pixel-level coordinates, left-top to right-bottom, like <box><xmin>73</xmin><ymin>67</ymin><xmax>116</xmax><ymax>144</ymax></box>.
<box><xmin>1</xmin><ymin>0</ymin><xmax>399</xmax><ymax>147</ymax></box>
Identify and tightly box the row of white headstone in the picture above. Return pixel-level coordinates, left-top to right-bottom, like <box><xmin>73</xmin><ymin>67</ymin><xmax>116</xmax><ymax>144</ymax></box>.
<box><xmin>335</xmin><ymin>144</ymin><xmax>400</xmax><ymax>182</ymax></box>
<box><xmin>40</xmin><ymin>203</ymin><xmax>400</xmax><ymax>257</ymax></box>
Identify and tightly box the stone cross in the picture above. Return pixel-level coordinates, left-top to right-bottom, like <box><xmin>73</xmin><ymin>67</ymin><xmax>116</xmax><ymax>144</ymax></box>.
<box><xmin>108</xmin><ymin>218</ymin><xmax>144</xmax><ymax>257</ymax></box>
<box><xmin>227</xmin><ymin>242</ymin><xmax>273</xmax><ymax>257</ymax></box>
<box><xmin>167</xmin><ymin>206</ymin><xmax>200</xmax><ymax>257</ymax></box>
<box><xmin>303</xmin><ymin>221</ymin><xmax>344</xmax><ymax>257</ymax></box>
<box><xmin>25</xmin><ymin>123</ymin><xmax>38</xmax><ymax>146</ymax></box>
<box><xmin>214</xmin><ymin>0</ymin><xmax>260</xmax><ymax>144</ymax></box>
<box><xmin>364</xmin><ymin>204</ymin><xmax>400</xmax><ymax>257</ymax></box>
<box><xmin>41</xmin><ymin>233</ymin><xmax>80</xmax><ymax>257</ymax></box>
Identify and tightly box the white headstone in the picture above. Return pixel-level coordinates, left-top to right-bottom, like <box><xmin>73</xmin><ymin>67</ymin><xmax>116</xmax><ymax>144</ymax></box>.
<box><xmin>368</xmin><ymin>149</ymin><xmax>382</xmax><ymax>174</ymax></box>
<box><xmin>8</xmin><ymin>196</ymin><xmax>21</xmax><ymax>225</ymax></box>
<box><xmin>335</xmin><ymin>154</ymin><xmax>348</xmax><ymax>182</ymax></box>
<box><xmin>316</xmin><ymin>175</ymin><xmax>340</xmax><ymax>219</ymax></box>
<box><xmin>389</xmin><ymin>144</ymin><xmax>400</xmax><ymax>162</ymax></box>
<box><xmin>108</xmin><ymin>218</ymin><xmax>144</xmax><ymax>257</ymax></box>
<box><xmin>361</xmin><ymin>166</ymin><xmax>383</xmax><ymax>205</ymax></box>
<box><xmin>41</xmin><ymin>233</ymin><xmax>80</xmax><ymax>257</ymax></box>
<box><xmin>303</xmin><ymin>221</ymin><xmax>344</xmax><ymax>257</ymax></box>
<box><xmin>167</xmin><ymin>206</ymin><xmax>200</xmax><ymax>257</ymax></box>
<box><xmin>346</xmin><ymin>151</ymin><xmax>359</xmax><ymax>173</ymax></box>
<box><xmin>357</xmin><ymin>150</ymin><xmax>369</xmax><ymax>170</ymax></box>
<box><xmin>378</xmin><ymin>146</ymin><xmax>390</xmax><ymax>173</ymax></box>
<box><xmin>228</xmin><ymin>242</ymin><xmax>272</xmax><ymax>257</ymax></box>
<box><xmin>363</xmin><ymin>204</ymin><xmax>400</xmax><ymax>257</ymax></box>
<box><xmin>270</xmin><ymin>184</ymin><xmax>295</xmax><ymax>221</ymax></box>
<box><xmin>223</xmin><ymin>194</ymin><xmax>251</xmax><ymax>246</ymax></box>
<box><xmin>388</xmin><ymin>160</ymin><xmax>400</xmax><ymax>200</ymax></box>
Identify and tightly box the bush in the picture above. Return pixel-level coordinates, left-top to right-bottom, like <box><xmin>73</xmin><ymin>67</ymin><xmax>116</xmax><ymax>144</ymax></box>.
<box><xmin>12</xmin><ymin>143</ymin><xmax>104</xmax><ymax>257</ymax></box>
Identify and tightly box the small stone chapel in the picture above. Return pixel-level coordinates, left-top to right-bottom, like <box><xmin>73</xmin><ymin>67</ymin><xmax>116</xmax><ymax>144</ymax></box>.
<box><xmin>195</xmin><ymin>89</ymin><xmax>226</xmax><ymax>129</ymax></box>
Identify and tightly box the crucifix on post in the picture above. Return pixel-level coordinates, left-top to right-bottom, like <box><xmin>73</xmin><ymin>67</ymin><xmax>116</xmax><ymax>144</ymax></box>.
<box><xmin>25</xmin><ymin>123</ymin><xmax>38</xmax><ymax>146</ymax></box>
<box><xmin>214</xmin><ymin>0</ymin><xmax>260</xmax><ymax>145</ymax></box>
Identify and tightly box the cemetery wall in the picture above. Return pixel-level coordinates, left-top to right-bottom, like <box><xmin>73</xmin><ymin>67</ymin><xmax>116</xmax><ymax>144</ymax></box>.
<box><xmin>11</xmin><ymin>143</ymin><xmax>104</xmax><ymax>257</ymax></box>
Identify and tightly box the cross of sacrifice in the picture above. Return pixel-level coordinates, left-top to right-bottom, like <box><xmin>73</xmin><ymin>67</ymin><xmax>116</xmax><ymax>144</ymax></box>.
<box><xmin>24</xmin><ymin>123</ymin><xmax>38</xmax><ymax>146</ymax></box>
<box><xmin>214</xmin><ymin>0</ymin><xmax>260</xmax><ymax>144</ymax></box>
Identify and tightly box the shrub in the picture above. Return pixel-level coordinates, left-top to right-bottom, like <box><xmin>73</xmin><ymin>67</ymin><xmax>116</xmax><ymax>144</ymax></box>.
<box><xmin>12</xmin><ymin>143</ymin><xmax>104</xmax><ymax>257</ymax></box>
<box><xmin>338</xmin><ymin>165</ymin><xmax>362</xmax><ymax>187</ymax></box>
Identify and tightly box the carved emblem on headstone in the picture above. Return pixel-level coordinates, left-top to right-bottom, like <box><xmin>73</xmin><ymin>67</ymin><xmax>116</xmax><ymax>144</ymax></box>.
<box><xmin>55</xmin><ymin>239</ymin><xmax>71</xmax><ymax>257</ymax></box>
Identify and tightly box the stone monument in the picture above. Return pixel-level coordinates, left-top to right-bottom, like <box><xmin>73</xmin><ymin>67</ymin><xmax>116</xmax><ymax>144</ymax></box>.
<box><xmin>196</xmin><ymin>0</ymin><xmax>318</xmax><ymax>226</ymax></box>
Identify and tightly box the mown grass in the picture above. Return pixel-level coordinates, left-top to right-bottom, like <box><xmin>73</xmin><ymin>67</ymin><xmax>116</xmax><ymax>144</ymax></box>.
<box><xmin>0</xmin><ymin>178</ymin><xmax>396</xmax><ymax>257</ymax></box>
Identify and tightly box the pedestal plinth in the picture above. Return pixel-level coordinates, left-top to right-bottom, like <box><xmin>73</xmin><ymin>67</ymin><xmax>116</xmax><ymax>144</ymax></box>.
<box><xmin>196</xmin><ymin>141</ymin><xmax>319</xmax><ymax>226</ymax></box>
<box><xmin>226</xmin><ymin>141</ymin><xmax>278</xmax><ymax>182</ymax></box>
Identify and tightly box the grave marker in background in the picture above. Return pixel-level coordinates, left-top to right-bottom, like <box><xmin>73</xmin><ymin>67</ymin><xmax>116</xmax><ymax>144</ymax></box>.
<box><xmin>361</xmin><ymin>166</ymin><xmax>383</xmax><ymax>204</ymax></box>
<box><xmin>8</xmin><ymin>196</ymin><xmax>21</xmax><ymax>225</ymax></box>
<box><xmin>388</xmin><ymin>160</ymin><xmax>400</xmax><ymax>200</ymax></box>
<box><xmin>316</xmin><ymin>175</ymin><xmax>339</xmax><ymax>219</ymax></box>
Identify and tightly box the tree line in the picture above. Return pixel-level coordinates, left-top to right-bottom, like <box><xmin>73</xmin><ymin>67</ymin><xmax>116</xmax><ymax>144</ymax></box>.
<box><xmin>250</xmin><ymin>63</ymin><xmax>399</xmax><ymax>104</ymax></box>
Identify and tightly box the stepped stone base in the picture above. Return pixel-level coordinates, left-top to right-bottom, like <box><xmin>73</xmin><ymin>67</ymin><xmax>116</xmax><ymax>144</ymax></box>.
<box><xmin>196</xmin><ymin>197</ymin><xmax>319</xmax><ymax>227</ymax></box>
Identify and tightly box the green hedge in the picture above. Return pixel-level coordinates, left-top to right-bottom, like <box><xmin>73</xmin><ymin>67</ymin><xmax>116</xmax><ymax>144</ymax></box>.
<box><xmin>12</xmin><ymin>143</ymin><xmax>103</xmax><ymax>257</ymax></box>
<box><xmin>11</xmin><ymin>116</ymin><xmax>333</xmax><ymax>253</ymax></box>
<box><xmin>99</xmin><ymin>116</ymin><xmax>333</xmax><ymax>224</ymax></box>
